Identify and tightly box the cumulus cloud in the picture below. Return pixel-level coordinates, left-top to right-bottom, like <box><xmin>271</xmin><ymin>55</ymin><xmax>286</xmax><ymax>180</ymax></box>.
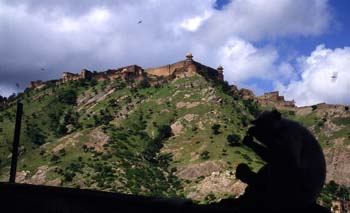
<box><xmin>179</xmin><ymin>11</ymin><xmax>213</xmax><ymax>32</ymax></box>
<box><xmin>215</xmin><ymin>37</ymin><xmax>296</xmax><ymax>91</ymax></box>
<box><xmin>0</xmin><ymin>0</ymin><xmax>333</xmax><ymax>98</ymax></box>
<box><xmin>277</xmin><ymin>45</ymin><xmax>350</xmax><ymax>106</ymax></box>
<box><xmin>196</xmin><ymin>0</ymin><xmax>331</xmax><ymax>42</ymax></box>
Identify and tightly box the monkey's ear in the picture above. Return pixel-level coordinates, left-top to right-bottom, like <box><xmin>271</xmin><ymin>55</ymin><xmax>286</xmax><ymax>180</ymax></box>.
<box><xmin>271</xmin><ymin>109</ymin><xmax>281</xmax><ymax>121</ymax></box>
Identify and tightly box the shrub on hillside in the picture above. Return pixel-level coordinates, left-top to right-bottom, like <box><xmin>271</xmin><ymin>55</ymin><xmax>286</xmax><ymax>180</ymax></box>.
<box><xmin>211</xmin><ymin>124</ymin><xmax>221</xmax><ymax>135</ymax></box>
<box><xmin>58</xmin><ymin>89</ymin><xmax>77</xmax><ymax>105</ymax></box>
<box><xmin>200</xmin><ymin>151</ymin><xmax>210</xmax><ymax>160</ymax></box>
<box><xmin>227</xmin><ymin>134</ymin><xmax>241</xmax><ymax>146</ymax></box>
<box><xmin>243</xmin><ymin>100</ymin><xmax>260</xmax><ymax>117</ymax></box>
<box><xmin>137</xmin><ymin>79</ymin><xmax>150</xmax><ymax>89</ymax></box>
<box><xmin>26</xmin><ymin>124</ymin><xmax>47</xmax><ymax>145</ymax></box>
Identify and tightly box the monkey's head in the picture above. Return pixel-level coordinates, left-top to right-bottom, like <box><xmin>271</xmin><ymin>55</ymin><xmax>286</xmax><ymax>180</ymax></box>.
<box><xmin>247</xmin><ymin>109</ymin><xmax>281</xmax><ymax>147</ymax></box>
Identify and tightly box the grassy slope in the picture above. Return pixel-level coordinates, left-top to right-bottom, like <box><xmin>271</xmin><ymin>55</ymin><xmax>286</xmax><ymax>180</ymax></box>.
<box><xmin>1</xmin><ymin>72</ymin><xmax>349</xmax><ymax>207</ymax></box>
<box><xmin>0</xmin><ymin>73</ymin><xmax>263</xmax><ymax>201</ymax></box>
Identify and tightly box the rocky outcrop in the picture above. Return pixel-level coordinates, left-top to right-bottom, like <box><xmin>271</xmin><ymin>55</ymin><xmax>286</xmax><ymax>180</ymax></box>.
<box><xmin>239</xmin><ymin>88</ymin><xmax>255</xmax><ymax>100</ymax></box>
<box><xmin>186</xmin><ymin>170</ymin><xmax>246</xmax><ymax>201</ymax></box>
<box><xmin>325</xmin><ymin>138</ymin><xmax>350</xmax><ymax>186</ymax></box>
<box><xmin>331</xmin><ymin>200</ymin><xmax>350</xmax><ymax>213</ymax></box>
<box><xmin>15</xmin><ymin>165</ymin><xmax>61</xmax><ymax>186</ymax></box>
<box><xmin>170</xmin><ymin>121</ymin><xmax>184</xmax><ymax>136</ymax></box>
<box><xmin>176</xmin><ymin>101</ymin><xmax>200</xmax><ymax>109</ymax></box>
<box><xmin>176</xmin><ymin>161</ymin><xmax>225</xmax><ymax>180</ymax></box>
<box><xmin>230</xmin><ymin>85</ymin><xmax>239</xmax><ymax>96</ymax></box>
<box><xmin>85</xmin><ymin>127</ymin><xmax>110</xmax><ymax>152</ymax></box>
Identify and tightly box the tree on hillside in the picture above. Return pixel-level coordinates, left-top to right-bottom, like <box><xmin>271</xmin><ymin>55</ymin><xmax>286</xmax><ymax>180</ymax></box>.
<box><xmin>137</xmin><ymin>79</ymin><xmax>150</xmax><ymax>89</ymax></box>
<box><xmin>0</xmin><ymin>95</ymin><xmax>5</xmax><ymax>103</ymax></box>
<box><xmin>26</xmin><ymin>124</ymin><xmax>46</xmax><ymax>145</ymax></box>
<box><xmin>211</xmin><ymin>124</ymin><xmax>221</xmax><ymax>135</ymax></box>
<box><xmin>58</xmin><ymin>89</ymin><xmax>77</xmax><ymax>105</ymax></box>
<box><xmin>200</xmin><ymin>151</ymin><xmax>210</xmax><ymax>160</ymax></box>
<box><xmin>227</xmin><ymin>134</ymin><xmax>241</xmax><ymax>146</ymax></box>
<box><xmin>243</xmin><ymin>100</ymin><xmax>260</xmax><ymax>117</ymax></box>
<box><xmin>0</xmin><ymin>95</ymin><xmax>7</xmax><ymax>110</ymax></box>
<box><xmin>157</xmin><ymin>125</ymin><xmax>172</xmax><ymax>141</ymax></box>
<box><xmin>143</xmin><ymin>125</ymin><xmax>172</xmax><ymax>162</ymax></box>
<box><xmin>89</xmin><ymin>79</ymin><xmax>98</xmax><ymax>87</ymax></box>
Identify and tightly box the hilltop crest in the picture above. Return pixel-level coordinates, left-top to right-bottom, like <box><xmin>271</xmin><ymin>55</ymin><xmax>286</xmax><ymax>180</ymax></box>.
<box><xmin>18</xmin><ymin>53</ymin><xmax>350</xmax><ymax>112</ymax></box>
<box><xmin>28</xmin><ymin>53</ymin><xmax>224</xmax><ymax>90</ymax></box>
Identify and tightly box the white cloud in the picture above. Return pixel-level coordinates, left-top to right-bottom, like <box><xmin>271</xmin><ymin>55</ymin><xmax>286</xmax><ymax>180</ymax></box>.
<box><xmin>198</xmin><ymin>0</ymin><xmax>331</xmax><ymax>42</ymax></box>
<box><xmin>0</xmin><ymin>0</ymin><xmax>333</xmax><ymax>98</ymax></box>
<box><xmin>179</xmin><ymin>11</ymin><xmax>213</xmax><ymax>32</ymax></box>
<box><xmin>279</xmin><ymin>45</ymin><xmax>350</xmax><ymax>106</ymax></box>
<box><xmin>217</xmin><ymin>38</ymin><xmax>278</xmax><ymax>82</ymax></box>
<box><xmin>216</xmin><ymin>37</ymin><xmax>296</xmax><ymax>88</ymax></box>
<box><xmin>55</xmin><ymin>8</ymin><xmax>111</xmax><ymax>33</ymax></box>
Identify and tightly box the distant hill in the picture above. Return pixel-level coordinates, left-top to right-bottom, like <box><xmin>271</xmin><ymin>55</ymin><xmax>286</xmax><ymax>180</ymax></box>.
<box><xmin>0</xmin><ymin>54</ymin><xmax>349</xmax><ymax>209</ymax></box>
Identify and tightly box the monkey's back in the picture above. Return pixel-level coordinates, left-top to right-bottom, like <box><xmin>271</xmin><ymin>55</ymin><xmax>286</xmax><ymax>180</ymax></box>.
<box><xmin>277</xmin><ymin>118</ymin><xmax>326</xmax><ymax>203</ymax></box>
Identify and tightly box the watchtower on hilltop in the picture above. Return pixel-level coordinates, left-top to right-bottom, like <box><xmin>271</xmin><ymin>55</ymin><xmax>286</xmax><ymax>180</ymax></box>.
<box><xmin>217</xmin><ymin>65</ymin><xmax>224</xmax><ymax>81</ymax></box>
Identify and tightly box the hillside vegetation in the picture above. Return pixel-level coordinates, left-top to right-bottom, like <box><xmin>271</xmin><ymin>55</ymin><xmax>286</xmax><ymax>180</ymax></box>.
<box><xmin>0</xmin><ymin>71</ymin><xmax>349</xmax><ymax>208</ymax></box>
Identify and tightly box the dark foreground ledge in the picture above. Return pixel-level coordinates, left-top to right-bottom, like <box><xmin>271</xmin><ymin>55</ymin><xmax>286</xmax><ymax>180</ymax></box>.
<box><xmin>0</xmin><ymin>182</ymin><xmax>329</xmax><ymax>213</ymax></box>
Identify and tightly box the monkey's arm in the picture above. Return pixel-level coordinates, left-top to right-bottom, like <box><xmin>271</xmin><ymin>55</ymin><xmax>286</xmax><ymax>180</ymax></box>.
<box><xmin>243</xmin><ymin>136</ymin><xmax>271</xmax><ymax>163</ymax></box>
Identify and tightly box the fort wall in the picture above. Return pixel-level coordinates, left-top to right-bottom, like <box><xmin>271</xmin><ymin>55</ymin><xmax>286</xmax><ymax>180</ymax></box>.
<box><xmin>61</xmin><ymin>53</ymin><xmax>223</xmax><ymax>85</ymax></box>
<box><xmin>145</xmin><ymin>61</ymin><xmax>186</xmax><ymax>77</ymax></box>
<box><xmin>60</xmin><ymin>65</ymin><xmax>145</xmax><ymax>84</ymax></box>
<box><xmin>62</xmin><ymin>72</ymin><xmax>80</xmax><ymax>82</ymax></box>
<box><xmin>28</xmin><ymin>53</ymin><xmax>223</xmax><ymax>90</ymax></box>
<box><xmin>28</xmin><ymin>80</ymin><xmax>45</xmax><ymax>90</ymax></box>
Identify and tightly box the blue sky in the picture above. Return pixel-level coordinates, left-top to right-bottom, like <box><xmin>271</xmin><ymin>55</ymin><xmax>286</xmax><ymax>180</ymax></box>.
<box><xmin>213</xmin><ymin>0</ymin><xmax>350</xmax><ymax>106</ymax></box>
<box><xmin>215</xmin><ymin>0</ymin><xmax>350</xmax><ymax>99</ymax></box>
<box><xmin>0</xmin><ymin>0</ymin><xmax>349</xmax><ymax>106</ymax></box>
<box><xmin>216</xmin><ymin>0</ymin><xmax>350</xmax><ymax>53</ymax></box>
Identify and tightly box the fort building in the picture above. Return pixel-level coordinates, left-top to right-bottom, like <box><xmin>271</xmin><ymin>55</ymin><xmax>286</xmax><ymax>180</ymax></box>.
<box><xmin>61</xmin><ymin>65</ymin><xmax>145</xmax><ymax>83</ymax></box>
<box><xmin>144</xmin><ymin>53</ymin><xmax>223</xmax><ymax>81</ymax></box>
<box><xmin>257</xmin><ymin>91</ymin><xmax>295</xmax><ymax>108</ymax></box>
<box><xmin>217</xmin><ymin>65</ymin><xmax>224</xmax><ymax>82</ymax></box>
<box><xmin>28</xmin><ymin>53</ymin><xmax>224</xmax><ymax>90</ymax></box>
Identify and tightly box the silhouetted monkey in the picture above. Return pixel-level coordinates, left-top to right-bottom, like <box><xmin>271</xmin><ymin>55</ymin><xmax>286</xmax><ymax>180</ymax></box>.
<box><xmin>236</xmin><ymin>109</ymin><xmax>326</xmax><ymax>210</ymax></box>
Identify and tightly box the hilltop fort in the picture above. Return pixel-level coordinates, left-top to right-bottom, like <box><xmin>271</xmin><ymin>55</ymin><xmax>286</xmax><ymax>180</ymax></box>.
<box><xmin>27</xmin><ymin>53</ymin><xmax>299</xmax><ymax>109</ymax></box>
<box><xmin>29</xmin><ymin>53</ymin><xmax>223</xmax><ymax>90</ymax></box>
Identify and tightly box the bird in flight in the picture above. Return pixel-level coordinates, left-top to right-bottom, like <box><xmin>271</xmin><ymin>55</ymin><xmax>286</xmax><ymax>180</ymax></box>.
<box><xmin>331</xmin><ymin>72</ymin><xmax>338</xmax><ymax>82</ymax></box>
<box><xmin>138</xmin><ymin>20</ymin><xmax>142</xmax><ymax>24</ymax></box>
<box><xmin>41</xmin><ymin>68</ymin><xmax>46</xmax><ymax>71</ymax></box>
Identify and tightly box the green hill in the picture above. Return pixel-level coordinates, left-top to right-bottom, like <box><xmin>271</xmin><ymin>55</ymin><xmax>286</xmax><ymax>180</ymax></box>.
<box><xmin>0</xmin><ymin>61</ymin><xmax>349</xmax><ymax>208</ymax></box>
